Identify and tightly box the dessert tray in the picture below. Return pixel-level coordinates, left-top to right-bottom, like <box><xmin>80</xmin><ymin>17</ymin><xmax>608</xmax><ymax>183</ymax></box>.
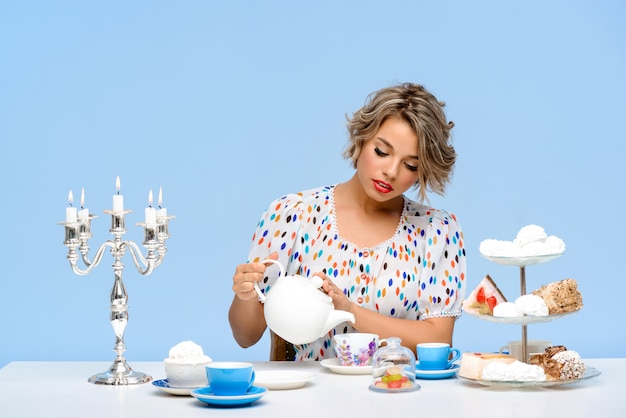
<box><xmin>463</xmin><ymin>310</ymin><xmax>579</xmax><ymax>325</ymax></box>
<box><xmin>458</xmin><ymin>366</ymin><xmax>601</xmax><ymax>388</ymax></box>
<box><xmin>254</xmin><ymin>370</ymin><xmax>315</xmax><ymax>390</ymax></box>
<box><xmin>477</xmin><ymin>244</ymin><xmax>580</xmax><ymax>368</ymax></box>
<box><xmin>320</xmin><ymin>358</ymin><xmax>372</xmax><ymax>375</ymax></box>
<box><xmin>191</xmin><ymin>386</ymin><xmax>267</xmax><ymax>407</ymax></box>
<box><xmin>152</xmin><ymin>379</ymin><xmax>196</xmax><ymax>396</ymax></box>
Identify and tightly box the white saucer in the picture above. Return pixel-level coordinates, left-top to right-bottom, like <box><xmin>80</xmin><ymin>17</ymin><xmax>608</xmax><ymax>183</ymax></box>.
<box><xmin>320</xmin><ymin>358</ymin><xmax>372</xmax><ymax>375</ymax></box>
<box><xmin>152</xmin><ymin>379</ymin><xmax>197</xmax><ymax>396</ymax></box>
<box><xmin>254</xmin><ymin>370</ymin><xmax>315</xmax><ymax>390</ymax></box>
<box><xmin>191</xmin><ymin>386</ymin><xmax>267</xmax><ymax>407</ymax></box>
<box><xmin>414</xmin><ymin>363</ymin><xmax>460</xmax><ymax>380</ymax></box>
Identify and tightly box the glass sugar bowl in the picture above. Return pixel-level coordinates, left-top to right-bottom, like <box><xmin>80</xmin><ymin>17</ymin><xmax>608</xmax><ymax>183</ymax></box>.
<box><xmin>369</xmin><ymin>336</ymin><xmax>420</xmax><ymax>392</ymax></box>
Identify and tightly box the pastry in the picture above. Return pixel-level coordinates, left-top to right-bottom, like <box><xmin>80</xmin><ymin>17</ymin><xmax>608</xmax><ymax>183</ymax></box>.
<box><xmin>531</xmin><ymin>278</ymin><xmax>583</xmax><ymax>314</ymax></box>
<box><xmin>529</xmin><ymin>345</ymin><xmax>586</xmax><ymax>380</ymax></box>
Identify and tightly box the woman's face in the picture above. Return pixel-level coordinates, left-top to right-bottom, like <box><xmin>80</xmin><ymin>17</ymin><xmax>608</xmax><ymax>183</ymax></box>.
<box><xmin>356</xmin><ymin>117</ymin><xmax>420</xmax><ymax>202</ymax></box>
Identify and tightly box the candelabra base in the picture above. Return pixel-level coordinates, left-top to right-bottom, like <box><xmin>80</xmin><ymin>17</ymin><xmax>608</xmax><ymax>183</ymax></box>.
<box><xmin>88</xmin><ymin>358</ymin><xmax>152</xmax><ymax>385</ymax></box>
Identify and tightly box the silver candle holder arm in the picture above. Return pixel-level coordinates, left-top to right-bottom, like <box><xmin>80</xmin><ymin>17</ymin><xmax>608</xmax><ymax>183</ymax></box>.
<box><xmin>60</xmin><ymin>206</ymin><xmax>174</xmax><ymax>385</ymax></box>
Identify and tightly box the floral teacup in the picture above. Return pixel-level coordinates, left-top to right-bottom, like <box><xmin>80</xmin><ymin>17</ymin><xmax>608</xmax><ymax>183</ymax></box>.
<box><xmin>333</xmin><ymin>333</ymin><xmax>381</xmax><ymax>366</ymax></box>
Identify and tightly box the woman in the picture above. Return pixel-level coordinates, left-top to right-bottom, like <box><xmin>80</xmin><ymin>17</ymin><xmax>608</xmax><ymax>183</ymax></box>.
<box><xmin>228</xmin><ymin>83</ymin><xmax>466</xmax><ymax>360</ymax></box>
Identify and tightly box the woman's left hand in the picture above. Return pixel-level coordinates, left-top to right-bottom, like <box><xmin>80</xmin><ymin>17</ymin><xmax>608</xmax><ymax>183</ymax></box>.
<box><xmin>314</xmin><ymin>272</ymin><xmax>353</xmax><ymax>312</ymax></box>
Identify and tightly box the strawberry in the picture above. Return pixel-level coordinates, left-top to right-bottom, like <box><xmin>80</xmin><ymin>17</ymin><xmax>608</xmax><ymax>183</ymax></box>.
<box><xmin>476</xmin><ymin>287</ymin><xmax>486</xmax><ymax>303</ymax></box>
<box><xmin>486</xmin><ymin>296</ymin><xmax>497</xmax><ymax>312</ymax></box>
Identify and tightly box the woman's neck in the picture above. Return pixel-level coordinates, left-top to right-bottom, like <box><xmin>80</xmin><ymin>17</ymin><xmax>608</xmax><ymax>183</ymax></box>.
<box><xmin>336</xmin><ymin>175</ymin><xmax>404</xmax><ymax>216</ymax></box>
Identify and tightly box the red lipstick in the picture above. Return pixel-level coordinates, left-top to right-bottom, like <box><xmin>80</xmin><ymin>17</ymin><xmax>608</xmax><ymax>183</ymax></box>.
<box><xmin>373</xmin><ymin>180</ymin><xmax>393</xmax><ymax>194</ymax></box>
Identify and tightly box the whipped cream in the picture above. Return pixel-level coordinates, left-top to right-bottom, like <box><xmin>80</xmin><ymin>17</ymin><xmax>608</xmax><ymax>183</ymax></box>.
<box><xmin>481</xmin><ymin>360</ymin><xmax>546</xmax><ymax>381</ymax></box>
<box><xmin>165</xmin><ymin>340</ymin><xmax>212</xmax><ymax>364</ymax></box>
<box><xmin>515</xmin><ymin>294</ymin><xmax>549</xmax><ymax>316</ymax></box>
<box><xmin>480</xmin><ymin>224</ymin><xmax>565</xmax><ymax>258</ymax></box>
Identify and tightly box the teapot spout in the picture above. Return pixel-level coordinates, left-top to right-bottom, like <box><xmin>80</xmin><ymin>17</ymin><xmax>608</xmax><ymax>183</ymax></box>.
<box><xmin>321</xmin><ymin>310</ymin><xmax>355</xmax><ymax>337</ymax></box>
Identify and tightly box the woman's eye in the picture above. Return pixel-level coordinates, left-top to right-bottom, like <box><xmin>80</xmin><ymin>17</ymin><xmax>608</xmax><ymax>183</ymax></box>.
<box><xmin>374</xmin><ymin>147</ymin><xmax>388</xmax><ymax>156</ymax></box>
<box><xmin>405</xmin><ymin>163</ymin><xmax>418</xmax><ymax>172</ymax></box>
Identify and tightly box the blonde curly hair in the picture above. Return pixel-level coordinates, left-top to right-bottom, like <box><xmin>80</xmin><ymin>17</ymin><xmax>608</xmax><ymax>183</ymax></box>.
<box><xmin>344</xmin><ymin>83</ymin><xmax>456</xmax><ymax>203</ymax></box>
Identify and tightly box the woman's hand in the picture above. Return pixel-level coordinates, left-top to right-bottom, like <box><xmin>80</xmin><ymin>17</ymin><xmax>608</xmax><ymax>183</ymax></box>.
<box><xmin>317</xmin><ymin>273</ymin><xmax>353</xmax><ymax>312</ymax></box>
<box><xmin>232</xmin><ymin>252</ymin><xmax>278</xmax><ymax>301</ymax></box>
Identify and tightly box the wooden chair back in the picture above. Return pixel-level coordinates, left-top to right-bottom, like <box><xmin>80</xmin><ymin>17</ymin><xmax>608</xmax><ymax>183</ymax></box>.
<box><xmin>270</xmin><ymin>331</ymin><xmax>295</xmax><ymax>361</ymax></box>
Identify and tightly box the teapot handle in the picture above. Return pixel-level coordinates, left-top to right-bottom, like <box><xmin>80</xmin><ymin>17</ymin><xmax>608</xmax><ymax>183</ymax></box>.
<box><xmin>253</xmin><ymin>258</ymin><xmax>285</xmax><ymax>303</ymax></box>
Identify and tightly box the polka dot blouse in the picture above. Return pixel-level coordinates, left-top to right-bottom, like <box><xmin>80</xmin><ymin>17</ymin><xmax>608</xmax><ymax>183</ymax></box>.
<box><xmin>247</xmin><ymin>185</ymin><xmax>466</xmax><ymax>361</ymax></box>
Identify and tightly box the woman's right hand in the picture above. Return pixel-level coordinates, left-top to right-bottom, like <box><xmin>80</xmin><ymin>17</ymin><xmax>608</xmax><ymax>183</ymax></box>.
<box><xmin>232</xmin><ymin>252</ymin><xmax>278</xmax><ymax>301</ymax></box>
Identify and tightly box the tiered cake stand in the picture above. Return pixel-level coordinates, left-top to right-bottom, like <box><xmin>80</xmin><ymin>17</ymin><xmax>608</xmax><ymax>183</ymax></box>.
<box><xmin>461</xmin><ymin>252</ymin><xmax>601</xmax><ymax>387</ymax></box>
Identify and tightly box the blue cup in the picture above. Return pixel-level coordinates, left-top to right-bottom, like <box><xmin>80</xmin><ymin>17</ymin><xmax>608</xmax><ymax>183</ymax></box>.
<box><xmin>205</xmin><ymin>362</ymin><xmax>255</xmax><ymax>396</ymax></box>
<box><xmin>416</xmin><ymin>343</ymin><xmax>461</xmax><ymax>370</ymax></box>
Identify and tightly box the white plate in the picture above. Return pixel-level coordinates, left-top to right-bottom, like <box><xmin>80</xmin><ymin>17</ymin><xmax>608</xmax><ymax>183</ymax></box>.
<box><xmin>254</xmin><ymin>370</ymin><xmax>315</xmax><ymax>390</ymax></box>
<box><xmin>458</xmin><ymin>366</ymin><xmax>600</xmax><ymax>388</ymax></box>
<box><xmin>320</xmin><ymin>358</ymin><xmax>372</xmax><ymax>375</ymax></box>
<box><xmin>464</xmin><ymin>309</ymin><xmax>580</xmax><ymax>324</ymax></box>
<box><xmin>152</xmin><ymin>379</ymin><xmax>196</xmax><ymax>396</ymax></box>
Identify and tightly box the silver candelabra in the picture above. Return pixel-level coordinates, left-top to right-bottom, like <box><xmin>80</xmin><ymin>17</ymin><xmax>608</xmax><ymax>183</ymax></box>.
<box><xmin>60</xmin><ymin>179</ymin><xmax>174</xmax><ymax>385</ymax></box>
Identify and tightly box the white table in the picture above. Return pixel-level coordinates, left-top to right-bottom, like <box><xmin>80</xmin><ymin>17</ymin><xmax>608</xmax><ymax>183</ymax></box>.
<box><xmin>0</xmin><ymin>359</ymin><xmax>622</xmax><ymax>417</ymax></box>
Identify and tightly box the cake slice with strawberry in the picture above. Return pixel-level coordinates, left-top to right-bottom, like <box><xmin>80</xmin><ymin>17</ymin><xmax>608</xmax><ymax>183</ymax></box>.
<box><xmin>462</xmin><ymin>275</ymin><xmax>507</xmax><ymax>315</ymax></box>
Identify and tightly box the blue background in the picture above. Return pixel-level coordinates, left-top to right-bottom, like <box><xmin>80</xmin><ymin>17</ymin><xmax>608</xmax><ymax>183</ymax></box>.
<box><xmin>1</xmin><ymin>0</ymin><xmax>625</xmax><ymax>370</ymax></box>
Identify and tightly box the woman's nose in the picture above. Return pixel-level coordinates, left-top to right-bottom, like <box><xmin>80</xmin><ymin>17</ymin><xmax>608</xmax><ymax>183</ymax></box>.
<box><xmin>382</xmin><ymin>161</ymin><xmax>400</xmax><ymax>179</ymax></box>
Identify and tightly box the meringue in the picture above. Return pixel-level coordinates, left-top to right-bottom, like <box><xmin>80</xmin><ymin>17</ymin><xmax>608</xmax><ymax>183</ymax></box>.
<box><xmin>493</xmin><ymin>301</ymin><xmax>522</xmax><ymax>317</ymax></box>
<box><xmin>515</xmin><ymin>294</ymin><xmax>549</xmax><ymax>316</ymax></box>
<box><xmin>479</xmin><ymin>225</ymin><xmax>566</xmax><ymax>258</ymax></box>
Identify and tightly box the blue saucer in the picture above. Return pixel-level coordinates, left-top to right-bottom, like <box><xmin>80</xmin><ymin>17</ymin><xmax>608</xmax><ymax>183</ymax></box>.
<box><xmin>414</xmin><ymin>363</ymin><xmax>460</xmax><ymax>380</ymax></box>
<box><xmin>152</xmin><ymin>378</ymin><xmax>197</xmax><ymax>395</ymax></box>
<box><xmin>191</xmin><ymin>386</ymin><xmax>267</xmax><ymax>407</ymax></box>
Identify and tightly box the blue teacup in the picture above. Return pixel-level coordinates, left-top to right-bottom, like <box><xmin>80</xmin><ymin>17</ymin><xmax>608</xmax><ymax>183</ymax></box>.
<box><xmin>205</xmin><ymin>362</ymin><xmax>255</xmax><ymax>396</ymax></box>
<box><xmin>416</xmin><ymin>343</ymin><xmax>461</xmax><ymax>370</ymax></box>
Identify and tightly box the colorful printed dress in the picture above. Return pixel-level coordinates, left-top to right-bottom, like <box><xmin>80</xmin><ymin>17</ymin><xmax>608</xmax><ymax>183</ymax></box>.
<box><xmin>247</xmin><ymin>185</ymin><xmax>466</xmax><ymax>361</ymax></box>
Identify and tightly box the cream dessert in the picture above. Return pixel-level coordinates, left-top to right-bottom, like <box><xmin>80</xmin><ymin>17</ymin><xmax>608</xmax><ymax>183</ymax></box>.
<box><xmin>164</xmin><ymin>340</ymin><xmax>212</xmax><ymax>387</ymax></box>
<box><xmin>462</xmin><ymin>275</ymin><xmax>507</xmax><ymax>315</ymax></box>
<box><xmin>479</xmin><ymin>224</ymin><xmax>565</xmax><ymax>258</ymax></box>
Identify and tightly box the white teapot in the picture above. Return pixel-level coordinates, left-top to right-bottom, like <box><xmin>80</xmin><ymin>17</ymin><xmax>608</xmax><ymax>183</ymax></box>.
<box><xmin>254</xmin><ymin>259</ymin><xmax>355</xmax><ymax>345</ymax></box>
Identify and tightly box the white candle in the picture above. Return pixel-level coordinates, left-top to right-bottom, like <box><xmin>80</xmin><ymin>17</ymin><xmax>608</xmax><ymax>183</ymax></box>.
<box><xmin>78</xmin><ymin>187</ymin><xmax>89</xmax><ymax>220</ymax></box>
<box><xmin>157</xmin><ymin>186</ymin><xmax>167</xmax><ymax>219</ymax></box>
<box><xmin>66</xmin><ymin>190</ymin><xmax>77</xmax><ymax>223</ymax></box>
<box><xmin>112</xmin><ymin>176</ymin><xmax>124</xmax><ymax>213</ymax></box>
<box><xmin>145</xmin><ymin>189</ymin><xmax>156</xmax><ymax>224</ymax></box>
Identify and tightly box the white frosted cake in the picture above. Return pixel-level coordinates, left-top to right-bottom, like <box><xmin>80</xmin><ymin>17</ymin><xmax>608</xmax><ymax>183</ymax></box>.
<box><xmin>163</xmin><ymin>340</ymin><xmax>212</xmax><ymax>387</ymax></box>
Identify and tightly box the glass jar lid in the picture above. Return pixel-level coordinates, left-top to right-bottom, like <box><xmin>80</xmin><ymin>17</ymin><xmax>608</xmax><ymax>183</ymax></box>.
<box><xmin>369</xmin><ymin>336</ymin><xmax>420</xmax><ymax>392</ymax></box>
